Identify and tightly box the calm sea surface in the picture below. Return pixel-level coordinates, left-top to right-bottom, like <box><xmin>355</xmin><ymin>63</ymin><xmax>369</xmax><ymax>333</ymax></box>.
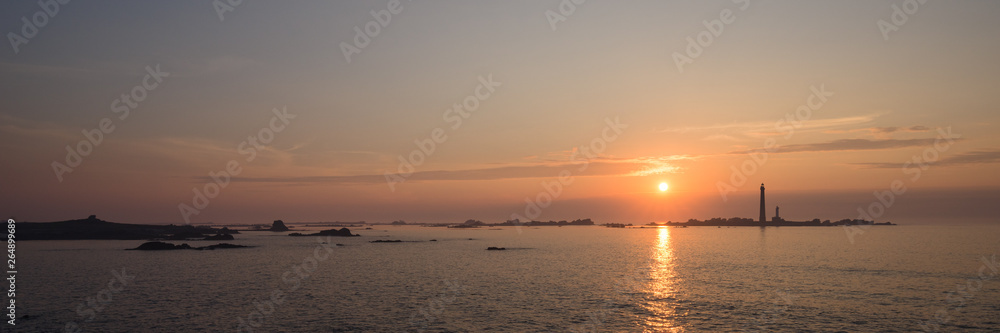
<box><xmin>14</xmin><ymin>224</ymin><xmax>1000</xmax><ymax>332</ymax></box>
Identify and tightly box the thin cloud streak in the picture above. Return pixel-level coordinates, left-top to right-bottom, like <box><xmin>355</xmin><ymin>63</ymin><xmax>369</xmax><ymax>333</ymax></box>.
<box><xmin>852</xmin><ymin>149</ymin><xmax>1000</xmax><ymax>169</ymax></box>
<box><xmin>657</xmin><ymin>113</ymin><xmax>882</xmax><ymax>137</ymax></box>
<box><xmin>728</xmin><ymin>138</ymin><xmax>962</xmax><ymax>155</ymax></box>
<box><xmin>208</xmin><ymin>157</ymin><xmax>686</xmax><ymax>184</ymax></box>
<box><xmin>823</xmin><ymin>125</ymin><xmax>932</xmax><ymax>138</ymax></box>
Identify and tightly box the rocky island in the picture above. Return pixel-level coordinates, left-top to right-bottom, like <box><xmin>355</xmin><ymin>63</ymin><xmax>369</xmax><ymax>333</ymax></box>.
<box><xmin>288</xmin><ymin>228</ymin><xmax>359</xmax><ymax>237</ymax></box>
<box><xmin>18</xmin><ymin>215</ymin><xmax>240</xmax><ymax>241</ymax></box>
<box><xmin>128</xmin><ymin>241</ymin><xmax>251</xmax><ymax>251</ymax></box>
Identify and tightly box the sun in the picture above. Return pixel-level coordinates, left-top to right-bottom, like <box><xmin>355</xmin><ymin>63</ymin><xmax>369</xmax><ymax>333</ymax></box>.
<box><xmin>658</xmin><ymin>182</ymin><xmax>669</xmax><ymax>192</ymax></box>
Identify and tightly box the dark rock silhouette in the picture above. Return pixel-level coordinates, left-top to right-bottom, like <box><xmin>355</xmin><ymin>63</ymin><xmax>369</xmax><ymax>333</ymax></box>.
<box><xmin>657</xmin><ymin>217</ymin><xmax>896</xmax><ymax>227</ymax></box>
<box><xmin>18</xmin><ymin>216</ymin><xmax>239</xmax><ymax>241</ymax></box>
<box><xmin>318</xmin><ymin>228</ymin><xmax>357</xmax><ymax>237</ymax></box>
<box><xmin>486</xmin><ymin>247</ymin><xmax>506</xmax><ymax>251</ymax></box>
<box><xmin>129</xmin><ymin>241</ymin><xmax>250</xmax><ymax>251</ymax></box>
<box><xmin>201</xmin><ymin>243</ymin><xmax>249</xmax><ymax>250</ymax></box>
<box><xmin>288</xmin><ymin>228</ymin><xmax>359</xmax><ymax>237</ymax></box>
<box><xmin>203</xmin><ymin>234</ymin><xmax>235</xmax><ymax>240</ymax></box>
<box><xmin>496</xmin><ymin>218</ymin><xmax>595</xmax><ymax>226</ymax></box>
<box><xmin>131</xmin><ymin>242</ymin><xmax>193</xmax><ymax>250</ymax></box>
<box><xmin>269</xmin><ymin>220</ymin><xmax>290</xmax><ymax>232</ymax></box>
<box><xmin>370</xmin><ymin>239</ymin><xmax>403</xmax><ymax>243</ymax></box>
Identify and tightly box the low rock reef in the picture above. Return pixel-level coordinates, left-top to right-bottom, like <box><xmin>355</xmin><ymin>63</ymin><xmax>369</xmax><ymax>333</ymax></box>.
<box><xmin>128</xmin><ymin>241</ymin><xmax>251</xmax><ymax>251</ymax></box>
<box><xmin>288</xmin><ymin>228</ymin><xmax>359</xmax><ymax>237</ymax></box>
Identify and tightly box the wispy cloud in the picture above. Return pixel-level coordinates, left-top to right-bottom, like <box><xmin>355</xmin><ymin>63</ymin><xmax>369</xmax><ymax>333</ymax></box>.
<box><xmin>728</xmin><ymin>137</ymin><xmax>962</xmax><ymax>155</ymax></box>
<box><xmin>747</xmin><ymin>114</ymin><xmax>883</xmax><ymax>137</ymax></box>
<box><xmin>657</xmin><ymin>113</ymin><xmax>883</xmax><ymax>138</ymax></box>
<box><xmin>211</xmin><ymin>156</ymin><xmax>690</xmax><ymax>184</ymax></box>
<box><xmin>823</xmin><ymin>125</ymin><xmax>932</xmax><ymax>138</ymax></box>
<box><xmin>852</xmin><ymin>149</ymin><xmax>1000</xmax><ymax>169</ymax></box>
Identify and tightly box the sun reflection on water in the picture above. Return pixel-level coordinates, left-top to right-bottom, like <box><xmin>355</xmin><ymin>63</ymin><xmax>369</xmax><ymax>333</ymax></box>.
<box><xmin>640</xmin><ymin>227</ymin><xmax>685</xmax><ymax>332</ymax></box>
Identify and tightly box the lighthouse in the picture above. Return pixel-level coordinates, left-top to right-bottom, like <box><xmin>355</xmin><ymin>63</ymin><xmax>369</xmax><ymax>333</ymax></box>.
<box><xmin>759</xmin><ymin>183</ymin><xmax>766</xmax><ymax>223</ymax></box>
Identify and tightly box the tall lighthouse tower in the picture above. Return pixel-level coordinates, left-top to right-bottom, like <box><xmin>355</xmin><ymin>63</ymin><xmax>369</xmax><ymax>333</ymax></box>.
<box><xmin>759</xmin><ymin>183</ymin><xmax>766</xmax><ymax>224</ymax></box>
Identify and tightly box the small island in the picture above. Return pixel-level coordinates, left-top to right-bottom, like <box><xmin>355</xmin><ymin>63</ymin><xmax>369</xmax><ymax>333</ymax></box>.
<box><xmin>288</xmin><ymin>228</ymin><xmax>359</xmax><ymax>237</ymax></box>
<box><xmin>128</xmin><ymin>241</ymin><xmax>251</xmax><ymax>251</ymax></box>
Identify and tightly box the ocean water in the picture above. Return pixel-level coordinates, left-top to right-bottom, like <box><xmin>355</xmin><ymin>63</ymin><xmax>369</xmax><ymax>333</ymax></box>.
<box><xmin>13</xmin><ymin>224</ymin><xmax>1000</xmax><ymax>332</ymax></box>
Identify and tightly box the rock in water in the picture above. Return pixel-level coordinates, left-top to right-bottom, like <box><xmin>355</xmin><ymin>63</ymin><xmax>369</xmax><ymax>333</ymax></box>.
<box><xmin>129</xmin><ymin>241</ymin><xmax>249</xmax><ymax>251</ymax></box>
<box><xmin>203</xmin><ymin>234</ymin><xmax>235</xmax><ymax>240</ymax></box>
<box><xmin>130</xmin><ymin>242</ymin><xmax>193</xmax><ymax>251</ymax></box>
<box><xmin>269</xmin><ymin>220</ymin><xmax>290</xmax><ymax>232</ymax></box>
<box><xmin>317</xmin><ymin>228</ymin><xmax>357</xmax><ymax>237</ymax></box>
<box><xmin>200</xmin><ymin>243</ymin><xmax>250</xmax><ymax>250</ymax></box>
<box><xmin>288</xmin><ymin>228</ymin><xmax>360</xmax><ymax>237</ymax></box>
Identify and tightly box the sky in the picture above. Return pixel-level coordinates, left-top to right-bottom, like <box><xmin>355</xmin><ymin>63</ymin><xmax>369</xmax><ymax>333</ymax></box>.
<box><xmin>1</xmin><ymin>0</ymin><xmax>999</xmax><ymax>225</ymax></box>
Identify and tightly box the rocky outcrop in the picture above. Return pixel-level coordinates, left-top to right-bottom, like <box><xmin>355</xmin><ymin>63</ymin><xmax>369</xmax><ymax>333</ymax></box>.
<box><xmin>203</xmin><ymin>234</ymin><xmax>235</xmax><ymax>240</ymax></box>
<box><xmin>487</xmin><ymin>247</ymin><xmax>506</xmax><ymax>251</ymax></box>
<box><xmin>130</xmin><ymin>242</ymin><xmax>194</xmax><ymax>250</ymax></box>
<box><xmin>288</xmin><ymin>228</ymin><xmax>359</xmax><ymax>237</ymax></box>
<box><xmin>18</xmin><ymin>217</ymin><xmax>240</xmax><ymax>241</ymax></box>
<box><xmin>128</xmin><ymin>241</ymin><xmax>250</xmax><ymax>251</ymax></box>
<box><xmin>268</xmin><ymin>220</ymin><xmax>290</xmax><ymax>232</ymax></box>
<box><xmin>317</xmin><ymin>228</ymin><xmax>357</xmax><ymax>237</ymax></box>
<box><xmin>201</xmin><ymin>243</ymin><xmax>249</xmax><ymax>250</ymax></box>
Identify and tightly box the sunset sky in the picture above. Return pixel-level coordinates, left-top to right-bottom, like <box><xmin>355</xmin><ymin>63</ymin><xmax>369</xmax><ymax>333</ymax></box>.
<box><xmin>2</xmin><ymin>1</ymin><xmax>999</xmax><ymax>224</ymax></box>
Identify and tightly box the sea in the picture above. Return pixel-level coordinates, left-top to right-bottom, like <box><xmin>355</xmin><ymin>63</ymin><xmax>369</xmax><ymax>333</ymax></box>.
<box><xmin>12</xmin><ymin>224</ymin><xmax>1000</xmax><ymax>332</ymax></box>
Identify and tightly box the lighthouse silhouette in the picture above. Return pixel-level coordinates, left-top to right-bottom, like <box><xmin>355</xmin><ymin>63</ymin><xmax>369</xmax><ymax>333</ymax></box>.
<box><xmin>759</xmin><ymin>183</ymin><xmax>766</xmax><ymax>223</ymax></box>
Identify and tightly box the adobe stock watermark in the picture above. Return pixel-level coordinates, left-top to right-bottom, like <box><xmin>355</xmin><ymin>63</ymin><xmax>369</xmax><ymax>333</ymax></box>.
<box><xmin>407</xmin><ymin>279</ymin><xmax>466</xmax><ymax>332</ymax></box>
<box><xmin>717</xmin><ymin>84</ymin><xmax>834</xmax><ymax>201</ymax></box>
<box><xmin>213</xmin><ymin>0</ymin><xmax>246</xmax><ymax>22</ymax></box>
<box><xmin>7</xmin><ymin>0</ymin><xmax>71</xmax><ymax>54</ymax></box>
<box><xmin>178</xmin><ymin>107</ymin><xmax>295</xmax><ymax>224</ymax></box>
<box><xmin>844</xmin><ymin>126</ymin><xmax>959</xmax><ymax>243</ymax></box>
<box><xmin>509</xmin><ymin>116</ymin><xmax>627</xmax><ymax>233</ymax></box>
<box><xmin>51</xmin><ymin>64</ymin><xmax>170</xmax><ymax>182</ymax></box>
<box><xmin>917</xmin><ymin>253</ymin><xmax>998</xmax><ymax>332</ymax></box>
<box><xmin>384</xmin><ymin>74</ymin><xmax>502</xmax><ymax>192</ymax></box>
<box><xmin>877</xmin><ymin>0</ymin><xmax>929</xmax><ymax>41</ymax></box>
<box><xmin>62</xmin><ymin>268</ymin><xmax>136</xmax><ymax>333</ymax></box>
<box><xmin>340</xmin><ymin>0</ymin><xmax>412</xmax><ymax>63</ymax></box>
<box><xmin>672</xmin><ymin>0</ymin><xmax>751</xmax><ymax>73</ymax></box>
<box><xmin>544</xmin><ymin>0</ymin><xmax>588</xmax><ymax>31</ymax></box>
<box><xmin>236</xmin><ymin>236</ymin><xmax>340</xmax><ymax>332</ymax></box>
